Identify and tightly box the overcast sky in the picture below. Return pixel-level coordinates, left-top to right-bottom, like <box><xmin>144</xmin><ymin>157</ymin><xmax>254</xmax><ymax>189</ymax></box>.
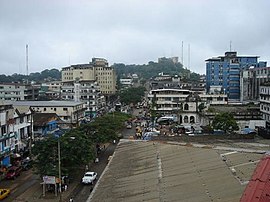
<box><xmin>1</xmin><ymin>0</ymin><xmax>270</xmax><ymax>75</ymax></box>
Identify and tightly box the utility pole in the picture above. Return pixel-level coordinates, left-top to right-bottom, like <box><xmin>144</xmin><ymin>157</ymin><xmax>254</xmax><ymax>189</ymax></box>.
<box><xmin>58</xmin><ymin>138</ymin><xmax>62</xmax><ymax>202</ymax></box>
<box><xmin>26</xmin><ymin>44</ymin><xmax>29</xmax><ymax>77</ymax></box>
<box><xmin>181</xmin><ymin>41</ymin><xmax>184</xmax><ymax>68</ymax></box>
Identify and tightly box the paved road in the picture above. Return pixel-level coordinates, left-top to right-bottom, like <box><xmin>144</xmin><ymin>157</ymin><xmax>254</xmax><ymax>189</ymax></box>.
<box><xmin>0</xmin><ymin>169</ymin><xmax>40</xmax><ymax>202</ymax></box>
<box><xmin>71</xmin><ymin>142</ymin><xmax>118</xmax><ymax>202</ymax></box>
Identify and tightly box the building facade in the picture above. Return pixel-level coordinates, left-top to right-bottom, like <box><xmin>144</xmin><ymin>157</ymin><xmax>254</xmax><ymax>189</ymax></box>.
<box><xmin>12</xmin><ymin>101</ymin><xmax>85</xmax><ymax>126</ymax></box>
<box><xmin>61</xmin><ymin>58</ymin><xmax>117</xmax><ymax>95</ymax></box>
<box><xmin>0</xmin><ymin>102</ymin><xmax>33</xmax><ymax>168</ymax></box>
<box><xmin>241</xmin><ymin>67</ymin><xmax>270</xmax><ymax>102</ymax></box>
<box><xmin>61</xmin><ymin>81</ymin><xmax>106</xmax><ymax>118</ymax></box>
<box><xmin>120</xmin><ymin>78</ymin><xmax>133</xmax><ymax>87</ymax></box>
<box><xmin>147</xmin><ymin>89</ymin><xmax>228</xmax><ymax>124</ymax></box>
<box><xmin>0</xmin><ymin>103</ymin><xmax>15</xmax><ymax>167</ymax></box>
<box><xmin>0</xmin><ymin>83</ymin><xmax>40</xmax><ymax>101</ymax></box>
<box><xmin>206</xmin><ymin>51</ymin><xmax>266</xmax><ymax>101</ymax></box>
<box><xmin>260</xmin><ymin>84</ymin><xmax>270</xmax><ymax>128</ymax></box>
<box><xmin>40</xmin><ymin>80</ymin><xmax>62</xmax><ymax>100</ymax></box>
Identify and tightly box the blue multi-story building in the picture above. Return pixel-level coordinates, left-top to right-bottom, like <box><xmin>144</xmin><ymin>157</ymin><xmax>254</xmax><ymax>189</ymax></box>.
<box><xmin>206</xmin><ymin>51</ymin><xmax>267</xmax><ymax>100</ymax></box>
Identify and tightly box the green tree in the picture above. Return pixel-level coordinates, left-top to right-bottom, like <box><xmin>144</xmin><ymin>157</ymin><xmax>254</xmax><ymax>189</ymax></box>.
<box><xmin>32</xmin><ymin>130</ymin><xmax>94</xmax><ymax>178</ymax></box>
<box><xmin>32</xmin><ymin>112</ymin><xmax>131</xmax><ymax>178</ymax></box>
<box><xmin>119</xmin><ymin>86</ymin><xmax>146</xmax><ymax>105</ymax></box>
<box><xmin>212</xmin><ymin>112</ymin><xmax>239</xmax><ymax>133</ymax></box>
<box><xmin>198</xmin><ymin>103</ymin><xmax>206</xmax><ymax>112</ymax></box>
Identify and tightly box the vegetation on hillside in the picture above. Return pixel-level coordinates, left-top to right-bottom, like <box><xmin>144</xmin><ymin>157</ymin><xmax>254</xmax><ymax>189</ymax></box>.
<box><xmin>0</xmin><ymin>58</ymin><xmax>201</xmax><ymax>84</ymax></box>
<box><xmin>112</xmin><ymin>58</ymin><xmax>201</xmax><ymax>81</ymax></box>
<box><xmin>118</xmin><ymin>86</ymin><xmax>146</xmax><ymax>105</ymax></box>
<box><xmin>0</xmin><ymin>69</ymin><xmax>61</xmax><ymax>83</ymax></box>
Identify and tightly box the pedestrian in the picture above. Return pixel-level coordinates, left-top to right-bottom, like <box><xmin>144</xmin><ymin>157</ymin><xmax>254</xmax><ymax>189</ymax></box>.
<box><xmin>64</xmin><ymin>184</ymin><xmax>68</xmax><ymax>191</ymax></box>
<box><xmin>69</xmin><ymin>197</ymin><xmax>74</xmax><ymax>202</ymax></box>
<box><xmin>85</xmin><ymin>164</ymin><xmax>89</xmax><ymax>171</ymax></box>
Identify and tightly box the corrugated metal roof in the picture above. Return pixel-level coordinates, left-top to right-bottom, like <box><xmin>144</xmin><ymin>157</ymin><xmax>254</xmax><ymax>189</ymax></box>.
<box><xmin>240</xmin><ymin>155</ymin><xmax>270</xmax><ymax>202</ymax></box>
<box><xmin>89</xmin><ymin>140</ymin><xmax>264</xmax><ymax>202</ymax></box>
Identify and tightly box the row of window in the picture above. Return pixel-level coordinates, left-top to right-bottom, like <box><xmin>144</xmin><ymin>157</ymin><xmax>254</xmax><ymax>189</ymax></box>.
<box><xmin>261</xmin><ymin>104</ymin><xmax>270</xmax><ymax>112</ymax></box>
<box><xmin>261</xmin><ymin>87</ymin><xmax>270</xmax><ymax>94</ymax></box>
<box><xmin>260</xmin><ymin>95</ymin><xmax>270</xmax><ymax>101</ymax></box>
<box><xmin>0</xmin><ymin>91</ymin><xmax>21</xmax><ymax>95</ymax></box>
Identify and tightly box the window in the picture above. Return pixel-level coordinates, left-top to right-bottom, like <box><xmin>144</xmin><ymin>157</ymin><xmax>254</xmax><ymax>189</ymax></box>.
<box><xmin>44</xmin><ymin>108</ymin><xmax>47</xmax><ymax>111</ymax></box>
<box><xmin>1</xmin><ymin>125</ymin><xmax>6</xmax><ymax>135</ymax></box>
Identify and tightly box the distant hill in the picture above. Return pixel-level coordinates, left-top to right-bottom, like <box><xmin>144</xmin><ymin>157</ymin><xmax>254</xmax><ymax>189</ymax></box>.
<box><xmin>0</xmin><ymin>69</ymin><xmax>61</xmax><ymax>83</ymax></box>
<box><xmin>0</xmin><ymin>59</ymin><xmax>201</xmax><ymax>84</ymax></box>
<box><xmin>112</xmin><ymin>58</ymin><xmax>200</xmax><ymax>81</ymax></box>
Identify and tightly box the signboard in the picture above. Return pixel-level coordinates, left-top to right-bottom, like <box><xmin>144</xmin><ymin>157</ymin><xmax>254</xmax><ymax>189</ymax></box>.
<box><xmin>43</xmin><ymin>176</ymin><xmax>56</xmax><ymax>184</ymax></box>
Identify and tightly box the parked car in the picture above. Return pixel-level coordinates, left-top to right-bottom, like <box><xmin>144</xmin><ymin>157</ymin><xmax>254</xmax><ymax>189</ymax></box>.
<box><xmin>6</xmin><ymin>166</ymin><xmax>22</xmax><ymax>180</ymax></box>
<box><xmin>21</xmin><ymin>158</ymin><xmax>32</xmax><ymax>171</ymax></box>
<box><xmin>146</xmin><ymin>128</ymin><xmax>160</xmax><ymax>134</ymax></box>
<box><xmin>0</xmin><ymin>189</ymin><xmax>10</xmax><ymax>200</ymax></box>
<box><xmin>82</xmin><ymin>172</ymin><xmax>97</xmax><ymax>185</ymax></box>
<box><xmin>126</xmin><ymin>124</ymin><xmax>132</xmax><ymax>129</ymax></box>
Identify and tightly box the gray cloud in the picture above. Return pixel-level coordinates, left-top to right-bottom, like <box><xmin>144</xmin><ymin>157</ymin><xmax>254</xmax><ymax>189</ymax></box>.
<box><xmin>0</xmin><ymin>0</ymin><xmax>269</xmax><ymax>75</ymax></box>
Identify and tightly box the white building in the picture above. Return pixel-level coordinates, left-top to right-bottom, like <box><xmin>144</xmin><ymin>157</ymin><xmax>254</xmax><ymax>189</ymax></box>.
<box><xmin>0</xmin><ymin>102</ymin><xmax>33</xmax><ymax>167</ymax></box>
<box><xmin>120</xmin><ymin>78</ymin><xmax>133</xmax><ymax>86</ymax></box>
<box><xmin>12</xmin><ymin>101</ymin><xmax>85</xmax><ymax>126</ymax></box>
<box><xmin>41</xmin><ymin>80</ymin><xmax>62</xmax><ymax>99</ymax></box>
<box><xmin>260</xmin><ymin>84</ymin><xmax>270</xmax><ymax>128</ymax></box>
<box><xmin>61</xmin><ymin>81</ymin><xmax>106</xmax><ymax>117</ymax></box>
<box><xmin>0</xmin><ymin>83</ymin><xmax>40</xmax><ymax>101</ymax></box>
<box><xmin>147</xmin><ymin>89</ymin><xmax>228</xmax><ymax>124</ymax></box>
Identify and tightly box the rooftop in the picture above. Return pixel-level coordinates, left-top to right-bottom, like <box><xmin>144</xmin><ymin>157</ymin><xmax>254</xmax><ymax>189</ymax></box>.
<box><xmin>10</xmin><ymin>100</ymin><xmax>84</xmax><ymax>107</ymax></box>
<box><xmin>88</xmin><ymin>140</ymin><xmax>265</xmax><ymax>202</ymax></box>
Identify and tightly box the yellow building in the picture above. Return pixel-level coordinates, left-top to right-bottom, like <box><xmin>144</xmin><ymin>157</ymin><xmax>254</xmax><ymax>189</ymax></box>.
<box><xmin>61</xmin><ymin>58</ymin><xmax>117</xmax><ymax>95</ymax></box>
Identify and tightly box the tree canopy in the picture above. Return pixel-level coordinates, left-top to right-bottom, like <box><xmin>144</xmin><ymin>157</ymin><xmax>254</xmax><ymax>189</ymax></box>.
<box><xmin>112</xmin><ymin>59</ymin><xmax>200</xmax><ymax>81</ymax></box>
<box><xmin>32</xmin><ymin>112</ymin><xmax>131</xmax><ymax>178</ymax></box>
<box><xmin>0</xmin><ymin>68</ymin><xmax>61</xmax><ymax>83</ymax></box>
<box><xmin>119</xmin><ymin>86</ymin><xmax>146</xmax><ymax>105</ymax></box>
<box><xmin>212</xmin><ymin>112</ymin><xmax>239</xmax><ymax>133</ymax></box>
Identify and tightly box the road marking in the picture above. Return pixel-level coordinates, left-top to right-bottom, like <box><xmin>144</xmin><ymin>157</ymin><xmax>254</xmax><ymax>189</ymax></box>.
<box><xmin>230</xmin><ymin>160</ymin><xmax>260</xmax><ymax>169</ymax></box>
<box><xmin>221</xmin><ymin>151</ymin><xmax>238</xmax><ymax>156</ymax></box>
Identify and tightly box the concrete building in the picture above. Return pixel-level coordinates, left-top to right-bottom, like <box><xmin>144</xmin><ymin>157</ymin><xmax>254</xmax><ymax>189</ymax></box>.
<box><xmin>240</xmin><ymin>66</ymin><xmax>270</xmax><ymax>102</ymax></box>
<box><xmin>201</xmin><ymin>104</ymin><xmax>265</xmax><ymax>130</ymax></box>
<box><xmin>158</xmin><ymin>56</ymin><xmax>179</xmax><ymax>64</ymax></box>
<box><xmin>206</xmin><ymin>51</ymin><xmax>267</xmax><ymax>101</ymax></box>
<box><xmin>0</xmin><ymin>102</ymin><xmax>15</xmax><ymax>167</ymax></box>
<box><xmin>12</xmin><ymin>101</ymin><xmax>85</xmax><ymax>126</ymax></box>
<box><xmin>12</xmin><ymin>106</ymin><xmax>33</xmax><ymax>152</ymax></box>
<box><xmin>119</xmin><ymin>78</ymin><xmax>133</xmax><ymax>87</ymax></box>
<box><xmin>260</xmin><ymin>84</ymin><xmax>270</xmax><ymax>128</ymax></box>
<box><xmin>0</xmin><ymin>83</ymin><xmax>40</xmax><ymax>101</ymax></box>
<box><xmin>40</xmin><ymin>80</ymin><xmax>62</xmax><ymax>100</ymax></box>
<box><xmin>147</xmin><ymin>88</ymin><xmax>228</xmax><ymax>124</ymax></box>
<box><xmin>61</xmin><ymin>80</ymin><xmax>106</xmax><ymax>118</ymax></box>
<box><xmin>61</xmin><ymin>58</ymin><xmax>117</xmax><ymax>96</ymax></box>
<box><xmin>0</xmin><ymin>102</ymin><xmax>33</xmax><ymax>168</ymax></box>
